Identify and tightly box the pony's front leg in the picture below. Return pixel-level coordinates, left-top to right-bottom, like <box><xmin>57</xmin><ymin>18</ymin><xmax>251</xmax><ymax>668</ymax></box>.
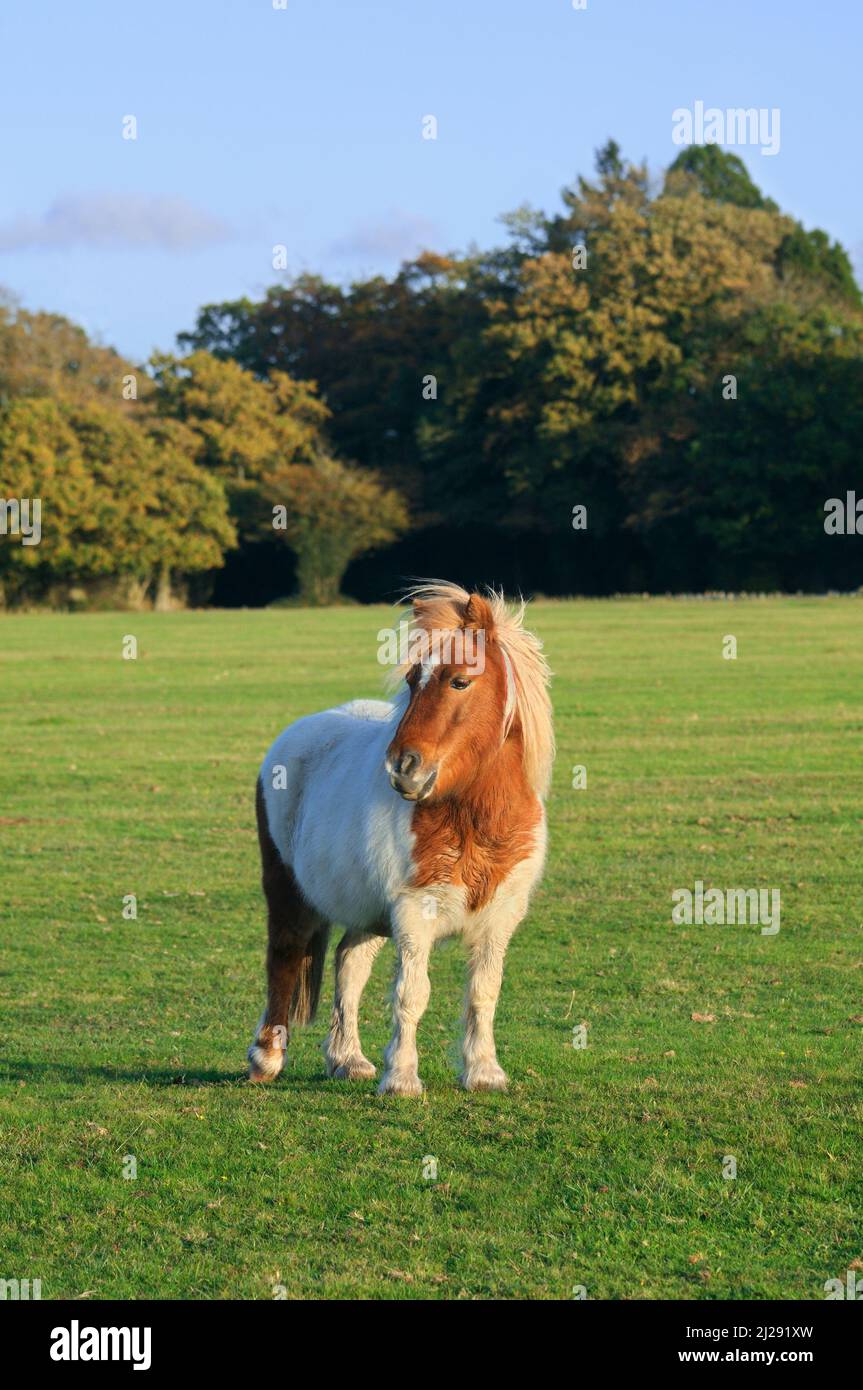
<box><xmin>378</xmin><ymin>900</ymin><xmax>432</xmax><ymax>1097</ymax></box>
<box><xmin>461</xmin><ymin>904</ymin><xmax>526</xmax><ymax>1092</ymax></box>
<box><xmin>324</xmin><ymin>930</ymin><xmax>386</xmax><ymax>1080</ymax></box>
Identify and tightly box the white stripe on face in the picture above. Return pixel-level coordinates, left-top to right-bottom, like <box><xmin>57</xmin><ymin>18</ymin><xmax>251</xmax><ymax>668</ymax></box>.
<box><xmin>418</xmin><ymin>658</ymin><xmax>439</xmax><ymax>690</ymax></box>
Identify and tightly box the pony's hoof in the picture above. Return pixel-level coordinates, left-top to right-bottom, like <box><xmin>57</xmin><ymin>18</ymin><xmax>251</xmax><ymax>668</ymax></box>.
<box><xmin>378</xmin><ymin>1070</ymin><xmax>424</xmax><ymax>1097</ymax></box>
<box><xmin>461</xmin><ymin>1061</ymin><xmax>508</xmax><ymax>1092</ymax></box>
<box><xmin>328</xmin><ymin>1055</ymin><xmax>377</xmax><ymax>1081</ymax></box>
<box><xmin>248</xmin><ymin>1042</ymin><xmax>284</xmax><ymax>1083</ymax></box>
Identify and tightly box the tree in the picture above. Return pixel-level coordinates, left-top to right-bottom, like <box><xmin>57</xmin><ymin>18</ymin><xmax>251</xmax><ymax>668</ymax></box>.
<box><xmin>0</xmin><ymin>301</ymin><xmax>144</xmax><ymax>409</ymax></box>
<box><xmin>151</xmin><ymin>349</ymin><xmax>409</xmax><ymax>604</ymax></box>
<box><xmin>177</xmin><ymin>256</ymin><xmax>470</xmax><ymax>504</ymax></box>
<box><xmin>665</xmin><ymin>144</ymin><xmax>777</xmax><ymax>211</ymax></box>
<box><xmin>267</xmin><ymin>454</ymin><xmax>408</xmax><ymax>605</ymax></box>
<box><xmin>666</xmin><ymin>146</ymin><xmax>860</xmax><ymax>309</ymax></box>
<box><xmin>7</xmin><ymin>137</ymin><xmax>859</xmax><ymax>606</ymax></box>
<box><xmin>0</xmin><ymin>396</ymin><xmax>234</xmax><ymax>608</ymax></box>
<box><xmin>150</xmin><ymin>351</ymin><xmax>328</xmax><ymax>483</ymax></box>
<box><xmin>775</xmin><ymin>226</ymin><xmax>862</xmax><ymax>309</ymax></box>
<box><xmin>415</xmin><ymin>143</ymin><xmax>863</xmax><ymax>592</ymax></box>
<box><xmin>677</xmin><ymin>304</ymin><xmax>863</xmax><ymax>589</ymax></box>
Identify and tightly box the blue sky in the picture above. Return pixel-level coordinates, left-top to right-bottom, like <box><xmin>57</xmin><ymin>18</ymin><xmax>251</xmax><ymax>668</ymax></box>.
<box><xmin>1</xmin><ymin>0</ymin><xmax>859</xmax><ymax>363</ymax></box>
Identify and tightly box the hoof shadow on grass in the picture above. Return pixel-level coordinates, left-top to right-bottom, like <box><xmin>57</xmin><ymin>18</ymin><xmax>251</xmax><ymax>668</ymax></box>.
<box><xmin>0</xmin><ymin>1059</ymin><xmax>332</xmax><ymax>1091</ymax></box>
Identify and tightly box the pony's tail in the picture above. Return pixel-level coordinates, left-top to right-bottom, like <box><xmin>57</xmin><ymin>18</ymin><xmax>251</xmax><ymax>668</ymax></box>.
<box><xmin>289</xmin><ymin>924</ymin><xmax>331</xmax><ymax>1026</ymax></box>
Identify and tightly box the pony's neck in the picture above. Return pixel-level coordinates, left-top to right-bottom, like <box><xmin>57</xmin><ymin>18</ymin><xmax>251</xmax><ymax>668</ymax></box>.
<box><xmin>455</xmin><ymin>722</ymin><xmax>532</xmax><ymax>817</ymax></box>
<box><xmin>411</xmin><ymin>719</ymin><xmax>541</xmax><ymax>912</ymax></box>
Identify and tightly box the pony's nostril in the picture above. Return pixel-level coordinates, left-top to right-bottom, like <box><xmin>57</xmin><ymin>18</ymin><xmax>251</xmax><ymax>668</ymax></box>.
<box><xmin>398</xmin><ymin>750</ymin><xmax>421</xmax><ymax>776</ymax></box>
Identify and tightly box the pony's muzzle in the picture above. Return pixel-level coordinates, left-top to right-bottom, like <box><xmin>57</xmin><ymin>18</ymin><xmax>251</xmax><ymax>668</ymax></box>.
<box><xmin>387</xmin><ymin>749</ymin><xmax>438</xmax><ymax>801</ymax></box>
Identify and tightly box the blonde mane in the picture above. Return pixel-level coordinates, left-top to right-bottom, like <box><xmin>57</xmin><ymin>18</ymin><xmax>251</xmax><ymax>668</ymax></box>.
<box><xmin>393</xmin><ymin>579</ymin><xmax>555</xmax><ymax>798</ymax></box>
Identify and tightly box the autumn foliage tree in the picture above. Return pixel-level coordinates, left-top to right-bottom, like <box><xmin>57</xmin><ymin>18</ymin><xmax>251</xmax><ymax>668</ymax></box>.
<box><xmin>0</xmin><ymin>308</ymin><xmax>407</xmax><ymax>608</ymax></box>
<box><xmin>179</xmin><ymin>142</ymin><xmax>862</xmax><ymax>597</ymax></box>
<box><xmin>150</xmin><ymin>351</ymin><xmax>407</xmax><ymax>604</ymax></box>
<box><xmin>0</xmin><ymin>394</ymin><xmax>234</xmax><ymax>608</ymax></box>
<box><xmin>267</xmin><ymin>454</ymin><xmax>408</xmax><ymax>606</ymax></box>
<box><xmin>3</xmin><ymin>142</ymin><xmax>862</xmax><ymax>605</ymax></box>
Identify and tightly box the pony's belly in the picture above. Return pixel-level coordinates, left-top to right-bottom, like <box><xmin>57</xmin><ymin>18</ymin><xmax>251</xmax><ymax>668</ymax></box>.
<box><xmin>291</xmin><ymin>848</ymin><xmax>391</xmax><ymax>930</ymax></box>
<box><xmin>295</xmin><ymin>787</ymin><xmax>412</xmax><ymax>925</ymax></box>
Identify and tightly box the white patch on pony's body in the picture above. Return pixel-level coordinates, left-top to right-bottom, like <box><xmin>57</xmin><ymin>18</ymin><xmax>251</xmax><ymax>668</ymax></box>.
<box><xmin>339</xmin><ymin>698</ymin><xmax>394</xmax><ymax>722</ymax></box>
<box><xmin>261</xmin><ymin>695</ymin><xmax>416</xmax><ymax>930</ymax></box>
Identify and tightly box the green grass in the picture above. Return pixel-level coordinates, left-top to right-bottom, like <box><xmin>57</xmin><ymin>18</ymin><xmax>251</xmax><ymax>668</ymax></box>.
<box><xmin>1</xmin><ymin>596</ymin><xmax>861</xmax><ymax>1300</ymax></box>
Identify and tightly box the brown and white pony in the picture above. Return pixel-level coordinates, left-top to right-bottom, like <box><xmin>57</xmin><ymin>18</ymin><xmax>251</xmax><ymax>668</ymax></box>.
<box><xmin>248</xmin><ymin>581</ymin><xmax>554</xmax><ymax>1095</ymax></box>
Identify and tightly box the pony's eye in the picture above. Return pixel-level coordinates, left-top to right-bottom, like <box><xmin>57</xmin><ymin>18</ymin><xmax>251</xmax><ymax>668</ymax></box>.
<box><xmin>450</xmin><ymin>677</ymin><xmax>471</xmax><ymax>691</ymax></box>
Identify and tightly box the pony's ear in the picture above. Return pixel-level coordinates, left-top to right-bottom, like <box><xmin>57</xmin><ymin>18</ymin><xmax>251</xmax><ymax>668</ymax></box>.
<box><xmin>412</xmin><ymin>597</ymin><xmax>427</xmax><ymax>620</ymax></box>
<box><xmin>463</xmin><ymin>592</ymin><xmax>495</xmax><ymax>633</ymax></box>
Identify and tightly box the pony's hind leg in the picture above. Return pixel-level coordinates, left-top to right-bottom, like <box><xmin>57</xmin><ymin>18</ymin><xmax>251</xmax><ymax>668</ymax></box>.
<box><xmin>248</xmin><ymin>780</ymin><xmax>329</xmax><ymax>1083</ymax></box>
<box><xmin>324</xmin><ymin>930</ymin><xmax>387</xmax><ymax>1080</ymax></box>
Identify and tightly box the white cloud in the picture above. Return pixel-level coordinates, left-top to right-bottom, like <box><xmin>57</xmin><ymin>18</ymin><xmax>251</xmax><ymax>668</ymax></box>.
<box><xmin>328</xmin><ymin>211</ymin><xmax>440</xmax><ymax>263</ymax></box>
<box><xmin>0</xmin><ymin>193</ymin><xmax>233</xmax><ymax>252</ymax></box>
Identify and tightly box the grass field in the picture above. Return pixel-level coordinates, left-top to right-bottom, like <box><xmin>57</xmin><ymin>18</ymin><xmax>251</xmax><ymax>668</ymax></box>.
<box><xmin>1</xmin><ymin>596</ymin><xmax>861</xmax><ymax>1301</ymax></box>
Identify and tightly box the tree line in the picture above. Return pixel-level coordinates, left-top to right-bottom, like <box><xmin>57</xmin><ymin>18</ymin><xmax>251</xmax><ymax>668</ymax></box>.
<box><xmin>2</xmin><ymin>142</ymin><xmax>861</xmax><ymax>609</ymax></box>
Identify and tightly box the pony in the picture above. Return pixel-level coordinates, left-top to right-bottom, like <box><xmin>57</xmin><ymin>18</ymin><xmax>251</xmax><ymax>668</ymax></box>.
<box><xmin>247</xmin><ymin>580</ymin><xmax>554</xmax><ymax>1096</ymax></box>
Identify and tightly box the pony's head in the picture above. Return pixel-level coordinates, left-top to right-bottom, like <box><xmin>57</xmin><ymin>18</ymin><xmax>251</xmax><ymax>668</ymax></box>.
<box><xmin>385</xmin><ymin>581</ymin><xmax>554</xmax><ymax>803</ymax></box>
